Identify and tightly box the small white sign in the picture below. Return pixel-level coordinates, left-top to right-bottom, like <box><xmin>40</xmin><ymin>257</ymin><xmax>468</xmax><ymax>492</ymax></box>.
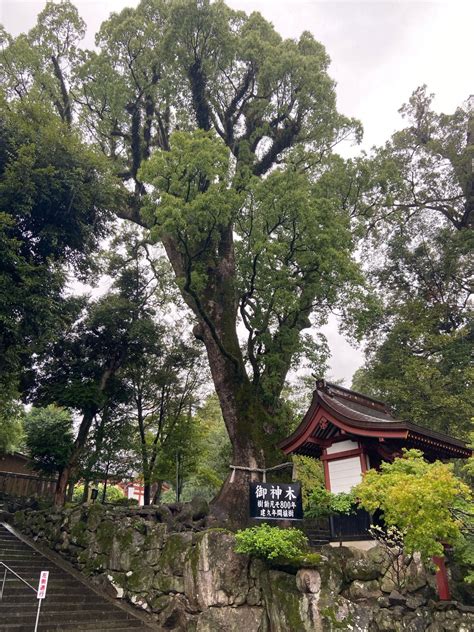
<box><xmin>37</xmin><ymin>571</ymin><xmax>49</xmax><ymax>600</ymax></box>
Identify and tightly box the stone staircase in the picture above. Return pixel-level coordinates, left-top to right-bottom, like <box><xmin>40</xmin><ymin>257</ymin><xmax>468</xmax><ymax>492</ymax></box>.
<box><xmin>0</xmin><ymin>522</ymin><xmax>156</xmax><ymax>631</ymax></box>
<box><xmin>302</xmin><ymin>518</ymin><xmax>331</xmax><ymax>548</ymax></box>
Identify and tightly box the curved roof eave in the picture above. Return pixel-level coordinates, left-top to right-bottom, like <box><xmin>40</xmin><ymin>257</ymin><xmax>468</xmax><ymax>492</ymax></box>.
<box><xmin>279</xmin><ymin>385</ymin><xmax>472</xmax><ymax>458</ymax></box>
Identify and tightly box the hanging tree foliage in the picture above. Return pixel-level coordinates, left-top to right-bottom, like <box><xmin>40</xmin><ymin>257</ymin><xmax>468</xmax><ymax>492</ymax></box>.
<box><xmin>352</xmin><ymin>87</ymin><xmax>473</xmax><ymax>439</ymax></box>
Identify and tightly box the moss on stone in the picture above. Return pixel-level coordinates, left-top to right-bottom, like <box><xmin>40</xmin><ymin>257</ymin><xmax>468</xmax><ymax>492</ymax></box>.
<box><xmin>321</xmin><ymin>605</ymin><xmax>354</xmax><ymax>631</ymax></box>
<box><xmin>126</xmin><ymin>565</ymin><xmax>155</xmax><ymax>593</ymax></box>
<box><xmin>117</xmin><ymin>526</ymin><xmax>133</xmax><ymax>549</ymax></box>
<box><xmin>77</xmin><ymin>549</ymin><xmax>95</xmax><ymax>569</ymax></box>
<box><xmin>143</xmin><ymin>523</ymin><xmax>168</xmax><ymax>551</ymax></box>
<box><xmin>13</xmin><ymin>511</ymin><xmax>26</xmax><ymax>528</ymax></box>
<box><xmin>43</xmin><ymin>522</ymin><xmax>61</xmax><ymax>544</ymax></box>
<box><xmin>185</xmin><ymin>534</ymin><xmax>204</xmax><ymax>584</ymax></box>
<box><xmin>149</xmin><ymin>594</ymin><xmax>172</xmax><ymax>613</ymax></box>
<box><xmin>131</xmin><ymin>519</ymin><xmax>147</xmax><ymax>535</ymax></box>
<box><xmin>261</xmin><ymin>569</ymin><xmax>306</xmax><ymax>631</ymax></box>
<box><xmin>272</xmin><ymin>572</ymin><xmax>306</xmax><ymax>630</ymax></box>
<box><xmin>70</xmin><ymin>520</ymin><xmax>88</xmax><ymax>547</ymax></box>
<box><xmin>83</xmin><ymin>553</ymin><xmax>107</xmax><ymax>575</ymax></box>
<box><xmin>96</xmin><ymin>520</ymin><xmax>116</xmax><ymax>554</ymax></box>
<box><xmin>153</xmin><ymin>573</ymin><xmax>185</xmax><ymax>594</ymax></box>
<box><xmin>86</xmin><ymin>503</ymin><xmax>106</xmax><ymax>530</ymax></box>
<box><xmin>160</xmin><ymin>532</ymin><xmax>193</xmax><ymax>576</ymax></box>
<box><xmin>108</xmin><ymin>570</ymin><xmax>127</xmax><ymax>589</ymax></box>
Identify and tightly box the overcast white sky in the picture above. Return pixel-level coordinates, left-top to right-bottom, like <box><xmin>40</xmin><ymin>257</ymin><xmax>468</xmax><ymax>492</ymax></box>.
<box><xmin>1</xmin><ymin>0</ymin><xmax>472</xmax><ymax>384</ymax></box>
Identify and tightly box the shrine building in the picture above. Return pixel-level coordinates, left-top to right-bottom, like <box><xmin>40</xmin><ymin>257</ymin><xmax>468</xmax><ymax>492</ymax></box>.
<box><xmin>279</xmin><ymin>379</ymin><xmax>472</xmax><ymax>496</ymax></box>
<box><xmin>279</xmin><ymin>379</ymin><xmax>472</xmax><ymax>600</ymax></box>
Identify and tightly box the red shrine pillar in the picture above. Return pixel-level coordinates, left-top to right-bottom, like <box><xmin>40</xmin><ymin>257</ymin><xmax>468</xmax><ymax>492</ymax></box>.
<box><xmin>432</xmin><ymin>555</ymin><xmax>450</xmax><ymax>601</ymax></box>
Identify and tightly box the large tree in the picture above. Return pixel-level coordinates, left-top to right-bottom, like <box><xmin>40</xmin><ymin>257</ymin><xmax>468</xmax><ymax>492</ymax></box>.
<box><xmin>24</xmin><ymin>405</ymin><xmax>74</xmax><ymax>479</ymax></box>
<box><xmin>30</xmin><ymin>286</ymin><xmax>154</xmax><ymax>504</ymax></box>
<box><xmin>1</xmin><ymin>0</ymin><xmax>370</xmax><ymax>522</ymax></box>
<box><xmin>352</xmin><ymin>88</ymin><xmax>473</xmax><ymax>438</ymax></box>
<box><xmin>0</xmin><ymin>104</ymin><xmax>113</xmax><ymax>418</ymax></box>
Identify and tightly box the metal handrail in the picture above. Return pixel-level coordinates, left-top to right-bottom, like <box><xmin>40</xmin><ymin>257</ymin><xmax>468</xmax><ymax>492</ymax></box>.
<box><xmin>0</xmin><ymin>560</ymin><xmax>44</xmax><ymax>632</ymax></box>
<box><xmin>0</xmin><ymin>561</ymin><xmax>37</xmax><ymax>595</ymax></box>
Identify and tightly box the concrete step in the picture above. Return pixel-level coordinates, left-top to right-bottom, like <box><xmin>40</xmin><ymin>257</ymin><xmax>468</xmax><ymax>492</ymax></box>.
<box><xmin>0</xmin><ymin>551</ymin><xmax>58</xmax><ymax>557</ymax></box>
<box><xmin>0</xmin><ymin>607</ymin><xmax>139</xmax><ymax>620</ymax></box>
<box><xmin>2</xmin><ymin>575</ymin><xmax>92</xmax><ymax>587</ymax></box>
<box><xmin>1</xmin><ymin>580</ymin><xmax>100</xmax><ymax>595</ymax></box>
<box><xmin>1</xmin><ymin>565</ymin><xmax>73</xmax><ymax>575</ymax></box>
<box><xmin>0</xmin><ymin>603</ymin><xmax>138</xmax><ymax>616</ymax></box>
<box><xmin>1</xmin><ymin>622</ymin><xmax>145</xmax><ymax>632</ymax></box>
<box><xmin>1</xmin><ymin>595</ymin><xmax>109</xmax><ymax>607</ymax></box>
<box><xmin>0</xmin><ymin>609</ymin><xmax>148</xmax><ymax>631</ymax></box>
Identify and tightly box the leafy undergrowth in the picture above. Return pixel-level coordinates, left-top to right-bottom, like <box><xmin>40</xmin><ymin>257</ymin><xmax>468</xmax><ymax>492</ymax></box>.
<box><xmin>235</xmin><ymin>523</ymin><xmax>321</xmax><ymax>568</ymax></box>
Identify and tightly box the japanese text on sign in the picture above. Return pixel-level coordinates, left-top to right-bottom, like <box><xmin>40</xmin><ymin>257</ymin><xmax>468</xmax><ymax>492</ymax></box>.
<box><xmin>37</xmin><ymin>571</ymin><xmax>49</xmax><ymax>600</ymax></box>
<box><xmin>249</xmin><ymin>482</ymin><xmax>303</xmax><ymax>520</ymax></box>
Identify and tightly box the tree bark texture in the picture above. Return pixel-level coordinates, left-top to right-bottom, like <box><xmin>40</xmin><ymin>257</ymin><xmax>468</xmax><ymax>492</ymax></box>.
<box><xmin>54</xmin><ymin>410</ymin><xmax>95</xmax><ymax>507</ymax></box>
<box><xmin>162</xmin><ymin>228</ymin><xmax>282</xmax><ymax>526</ymax></box>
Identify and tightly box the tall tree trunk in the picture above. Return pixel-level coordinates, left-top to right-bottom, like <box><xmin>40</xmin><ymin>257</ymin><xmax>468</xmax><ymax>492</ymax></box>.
<box><xmin>54</xmin><ymin>466</ymin><xmax>71</xmax><ymax>507</ymax></box>
<box><xmin>54</xmin><ymin>364</ymin><xmax>118</xmax><ymax>507</ymax></box>
<box><xmin>55</xmin><ymin>463</ymin><xmax>77</xmax><ymax>507</ymax></box>
<box><xmin>66</xmin><ymin>480</ymin><xmax>75</xmax><ymax>503</ymax></box>
<box><xmin>82</xmin><ymin>479</ymin><xmax>90</xmax><ymax>503</ymax></box>
<box><xmin>54</xmin><ymin>410</ymin><xmax>96</xmax><ymax>507</ymax></box>
<box><xmin>199</xmin><ymin>324</ymin><xmax>281</xmax><ymax>526</ymax></box>
<box><xmin>102</xmin><ymin>461</ymin><xmax>110</xmax><ymax>504</ymax></box>
<box><xmin>143</xmin><ymin>480</ymin><xmax>151</xmax><ymax>506</ymax></box>
<box><xmin>162</xmin><ymin>229</ymin><xmax>284</xmax><ymax>526</ymax></box>
<box><xmin>136</xmin><ymin>391</ymin><xmax>156</xmax><ymax>507</ymax></box>
<box><xmin>153</xmin><ymin>481</ymin><xmax>163</xmax><ymax>504</ymax></box>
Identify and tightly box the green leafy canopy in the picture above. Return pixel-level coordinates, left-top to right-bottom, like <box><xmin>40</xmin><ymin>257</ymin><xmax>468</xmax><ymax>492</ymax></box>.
<box><xmin>355</xmin><ymin>449</ymin><xmax>473</xmax><ymax>561</ymax></box>
<box><xmin>24</xmin><ymin>405</ymin><xmax>74</xmax><ymax>476</ymax></box>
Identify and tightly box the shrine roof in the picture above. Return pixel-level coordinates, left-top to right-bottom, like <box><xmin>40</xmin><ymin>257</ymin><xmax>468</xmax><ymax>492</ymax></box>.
<box><xmin>279</xmin><ymin>379</ymin><xmax>472</xmax><ymax>460</ymax></box>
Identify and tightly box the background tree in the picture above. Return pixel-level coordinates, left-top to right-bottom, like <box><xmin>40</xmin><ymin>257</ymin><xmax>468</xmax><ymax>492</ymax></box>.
<box><xmin>78</xmin><ymin>405</ymin><xmax>137</xmax><ymax>503</ymax></box>
<box><xmin>29</xmin><ymin>285</ymin><xmax>152</xmax><ymax>504</ymax></box>
<box><xmin>98</xmin><ymin>230</ymin><xmax>208</xmax><ymax>505</ymax></box>
<box><xmin>352</xmin><ymin>88</ymin><xmax>473</xmax><ymax>438</ymax></box>
<box><xmin>0</xmin><ymin>104</ymin><xmax>113</xmax><ymax>423</ymax></box>
<box><xmin>24</xmin><ymin>405</ymin><xmax>74</xmax><ymax>479</ymax></box>
<box><xmin>124</xmin><ymin>327</ymin><xmax>205</xmax><ymax>505</ymax></box>
<box><xmin>28</xmin><ymin>224</ymin><xmax>208</xmax><ymax>506</ymax></box>
<box><xmin>0</xmin><ymin>398</ymin><xmax>23</xmax><ymax>454</ymax></box>
<box><xmin>180</xmin><ymin>394</ymin><xmax>231</xmax><ymax>502</ymax></box>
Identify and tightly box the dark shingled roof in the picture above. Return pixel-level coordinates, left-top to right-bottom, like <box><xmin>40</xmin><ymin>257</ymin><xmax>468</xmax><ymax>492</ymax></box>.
<box><xmin>279</xmin><ymin>379</ymin><xmax>472</xmax><ymax>459</ymax></box>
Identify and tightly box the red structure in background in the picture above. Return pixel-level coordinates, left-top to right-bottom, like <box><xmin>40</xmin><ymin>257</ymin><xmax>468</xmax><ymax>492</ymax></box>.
<box><xmin>117</xmin><ymin>481</ymin><xmax>146</xmax><ymax>505</ymax></box>
<box><xmin>279</xmin><ymin>379</ymin><xmax>472</xmax><ymax>600</ymax></box>
<box><xmin>116</xmin><ymin>481</ymin><xmax>170</xmax><ymax>506</ymax></box>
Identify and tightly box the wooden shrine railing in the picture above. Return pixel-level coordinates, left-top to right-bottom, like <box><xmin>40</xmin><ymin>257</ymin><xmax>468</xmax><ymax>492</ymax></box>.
<box><xmin>0</xmin><ymin>471</ymin><xmax>56</xmax><ymax>499</ymax></box>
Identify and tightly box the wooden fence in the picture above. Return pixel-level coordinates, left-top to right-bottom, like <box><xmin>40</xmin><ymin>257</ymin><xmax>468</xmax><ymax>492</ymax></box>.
<box><xmin>0</xmin><ymin>471</ymin><xmax>57</xmax><ymax>499</ymax></box>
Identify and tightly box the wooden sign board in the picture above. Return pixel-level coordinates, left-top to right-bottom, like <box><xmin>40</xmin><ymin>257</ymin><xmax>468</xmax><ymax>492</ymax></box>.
<box><xmin>249</xmin><ymin>482</ymin><xmax>303</xmax><ymax>521</ymax></box>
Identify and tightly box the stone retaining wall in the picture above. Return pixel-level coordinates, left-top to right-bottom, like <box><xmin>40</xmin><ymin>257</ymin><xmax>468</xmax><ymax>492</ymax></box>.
<box><xmin>13</xmin><ymin>504</ymin><xmax>474</xmax><ymax>631</ymax></box>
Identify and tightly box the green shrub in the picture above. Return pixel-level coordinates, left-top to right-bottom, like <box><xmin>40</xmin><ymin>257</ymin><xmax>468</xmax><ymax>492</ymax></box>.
<box><xmin>111</xmin><ymin>496</ymin><xmax>139</xmax><ymax>506</ymax></box>
<box><xmin>355</xmin><ymin>449</ymin><xmax>473</xmax><ymax>563</ymax></box>
<box><xmin>305</xmin><ymin>487</ymin><xmax>356</xmax><ymax>519</ymax></box>
<box><xmin>72</xmin><ymin>483</ymin><xmax>125</xmax><ymax>504</ymax></box>
<box><xmin>235</xmin><ymin>524</ymin><xmax>311</xmax><ymax>564</ymax></box>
